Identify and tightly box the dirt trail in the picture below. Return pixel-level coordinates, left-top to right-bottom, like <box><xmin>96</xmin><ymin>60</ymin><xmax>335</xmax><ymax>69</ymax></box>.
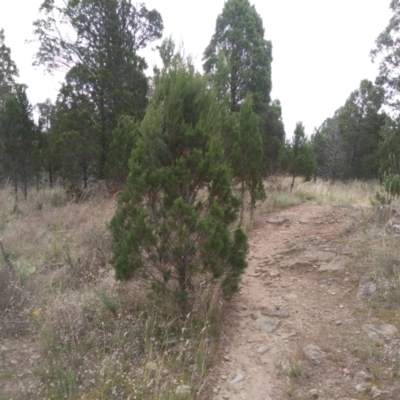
<box><xmin>210</xmin><ymin>202</ymin><xmax>368</xmax><ymax>400</ymax></box>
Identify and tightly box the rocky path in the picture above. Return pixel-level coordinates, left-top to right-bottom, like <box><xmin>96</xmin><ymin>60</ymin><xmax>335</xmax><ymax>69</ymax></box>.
<box><xmin>209</xmin><ymin>202</ymin><xmax>398</xmax><ymax>400</ymax></box>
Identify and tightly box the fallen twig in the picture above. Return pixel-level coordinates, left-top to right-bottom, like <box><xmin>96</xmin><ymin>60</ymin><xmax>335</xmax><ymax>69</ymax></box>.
<box><xmin>0</xmin><ymin>239</ymin><xmax>13</xmax><ymax>271</ymax></box>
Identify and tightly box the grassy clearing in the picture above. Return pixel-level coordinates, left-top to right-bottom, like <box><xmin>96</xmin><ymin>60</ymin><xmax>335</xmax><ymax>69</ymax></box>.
<box><xmin>0</xmin><ymin>177</ymin><xmax>399</xmax><ymax>399</ymax></box>
<box><xmin>296</xmin><ymin>178</ymin><xmax>382</xmax><ymax>206</ymax></box>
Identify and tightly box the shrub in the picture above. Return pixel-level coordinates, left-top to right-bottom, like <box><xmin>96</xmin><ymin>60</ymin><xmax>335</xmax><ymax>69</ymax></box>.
<box><xmin>110</xmin><ymin>61</ymin><xmax>248</xmax><ymax>308</ymax></box>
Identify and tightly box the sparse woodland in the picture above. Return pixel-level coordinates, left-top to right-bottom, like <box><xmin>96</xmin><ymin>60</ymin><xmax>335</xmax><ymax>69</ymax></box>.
<box><xmin>1</xmin><ymin>0</ymin><xmax>400</xmax><ymax>399</ymax></box>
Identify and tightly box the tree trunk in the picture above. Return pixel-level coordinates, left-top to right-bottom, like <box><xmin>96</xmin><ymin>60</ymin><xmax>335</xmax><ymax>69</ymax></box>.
<box><xmin>14</xmin><ymin>169</ymin><xmax>18</xmax><ymax>202</ymax></box>
<box><xmin>49</xmin><ymin>162</ymin><xmax>53</xmax><ymax>188</ymax></box>
<box><xmin>290</xmin><ymin>175</ymin><xmax>295</xmax><ymax>192</ymax></box>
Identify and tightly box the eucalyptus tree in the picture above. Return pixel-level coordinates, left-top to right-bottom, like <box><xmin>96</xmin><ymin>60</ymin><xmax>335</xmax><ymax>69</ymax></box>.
<box><xmin>339</xmin><ymin>80</ymin><xmax>385</xmax><ymax>179</ymax></box>
<box><xmin>33</xmin><ymin>0</ymin><xmax>163</xmax><ymax>177</ymax></box>
<box><xmin>312</xmin><ymin>117</ymin><xmax>344</xmax><ymax>182</ymax></box>
<box><xmin>371</xmin><ymin>0</ymin><xmax>400</xmax><ymax>112</ymax></box>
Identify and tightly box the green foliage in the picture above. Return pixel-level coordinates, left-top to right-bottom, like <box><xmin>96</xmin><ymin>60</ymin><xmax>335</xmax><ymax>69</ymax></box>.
<box><xmin>376</xmin><ymin>174</ymin><xmax>400</xmax><ymax>204</ymax></box>
<box><xmin>231</xmin><ymin>95</ymin><xmax>265</xmax><ymax>219</ymax></box>
<box><xmin>105</xmin><ymin>116</ymin><xmax>139</xmax><ymax>184</ymax></box>
<box><xmin>384</xmin><ymin>174</ymin><xmax>400</xmax><ymax>197</ymax></box>
<box><xmin>0</xmin><ymin>29</ymin><xmax>19</xmax><ymax>109</ymax></box>
<box><xmin>203</xmin><ymin>0</ymin><xmax>272</xmax><ymax>114</ymax></box>
<box><xmin>0</xmin><ymin>85</ymin><xmax>37</xmax><ymax>199</ymax></box>
<box><xmin>312</xmin><ymin>115</ymin><xmax>344</xmax><ymax>182</ymax></box>
<box><xmin>283</xmin><ymin>122</ymin><xmax>316</xmax><ymax>190</ymax></box>
<box><xmin>260</xmin><ymin>99</ymin><xmax>286</xmax><ymax>174</ymax></box>
<box><xmin>51</xmin><ymin>67</ymin><xmax>102</xmax><ymax>189</ymax></box>
<box><xmin>339</xmin><ymin>80</ymin><xmax>385</xmax><ymax>179</ymax></box>
<box><xmin>313</xmin><ymin>80</ymin><xmax>385</xmax><ymax>182</ymax></box>
<box><xmin>110</xmin><ymin>61</ymin><xmax>248</xmax><ymax>307</ymax></box>
<box><xmin>33</xmin><ymin>0</ymin><xmax>164</xmax><ymax>177</ymax></box>
<box><xmin>371</xmin><ymin>0</ymin><xmax>400</xmax><ymax>110</ymax></box>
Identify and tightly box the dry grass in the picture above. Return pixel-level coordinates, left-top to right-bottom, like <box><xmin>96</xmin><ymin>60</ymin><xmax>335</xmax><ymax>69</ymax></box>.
<box><xmin>0</xmin><ymin>184</ymin><xmax>224</xmax><ymax>399</ymax></box>
<box><xmin>1</xmin><ymin>177</ymin><xmax>399</xmax><ymax>399</ymax></box>
<box><xmin>295</xmin><ymin>179</ymin><xmax>382</xmax><ymax>206</ymax></box>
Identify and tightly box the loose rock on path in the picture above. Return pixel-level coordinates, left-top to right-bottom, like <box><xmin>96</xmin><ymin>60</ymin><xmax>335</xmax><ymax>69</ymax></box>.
<box><xmin>206</xmin><ymin>202</ymin><xmax>399</xmax><ymax>399</ymax></box>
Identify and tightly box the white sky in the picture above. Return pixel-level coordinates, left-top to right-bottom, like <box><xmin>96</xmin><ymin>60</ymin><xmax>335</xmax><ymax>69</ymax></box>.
<box><xmin>0</xmin><ymin>0</ymin><xmax>392</xmax><ymax>137</ymax></box>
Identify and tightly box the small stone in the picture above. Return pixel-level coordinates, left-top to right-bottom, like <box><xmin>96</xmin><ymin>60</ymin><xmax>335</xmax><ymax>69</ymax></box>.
<box><xmin>260</xmin><ymin>316</ymin><xmax>280</xmax><ymax>333</ymax></box>
<box><xmin>343</xmin><ymin>368</ymin><xmax>350</xmax><ymax>374</ymax></box>
<box><xmin>354</xmin><ymin>370</ymin><xmax>367</xmax><ymax>382</ymax></box>
<box><xmin>371</xmin><ymin>386</ymin><xmax>383</xmax><ymax>398</ymax></box>
<box><xmin>252</xmin><ymin>344</ymin><xmax>269</xmax><ymax>354</ymax></box>
<box><xmin>230</xmin><ymin>373</ymin><xmax>245</xmax><ymax>384</ymax></box>
<box><xmin>280</xmin><ymin>258</ymin><xmax>312</xmax><ymax>269</ymax></box>
<box><xmin>223</xmin><ymin>355</ymin><xmax>230</xmax><ymax>362</ymax></box>
<box><xmin>362</xmin><ymin>324</ymin><xmax>398</xmax><ymax>339</ymax></box>
<box><xmin>213</xmin><ymin>387</ymin><xmax>219</xmax><ymax>394</ymax></box>
<box><xmin>221</xmin><ymin>375</ymin><xmax>227</xmax><ymax>381</ymax></box>
<box><xmin>269</xmin><ymin>270</ymin><xmax>280</xmax><ymax>278</ymax></box>
<box><xmin>223</xmin><ymin>396</ymin><xmax>230</xmax><ymax>400</ymax></box>
<box><xmin>335</xmin><ymin>320</ymin><xmax>342</xmax><ymax>326</ymax></box>
<box><xmin>284</xmin><ymin>293</ymin><xmax>298</xmax><ymax>302</ymax></box>
<box><xmin>367</xmin><ymin>330</ymin><xmax>381</xmax><ymax>343</ymax></box>
<box><xmin>318</xmin><ymin>255</ymin><xmax>350</xmax><ymax>272</ymax></box>
<box><xmin>357</xmin><ymin>281</ymin><xmax>377</xmax><ymax>299</ymax></box>
<box><xmin>355</xmin><ymin>382</ymin><xmax>367</xmax><ymax>392</ymax></box>
<box><xmin>259</xmin><ymin>306</ymin><xmax>290</xmax><ymax>318</ymax></box>
<box><xmin>303</xmin><ymin>344</ymin><xmax>326</xmax><ymax>365</ymax></box>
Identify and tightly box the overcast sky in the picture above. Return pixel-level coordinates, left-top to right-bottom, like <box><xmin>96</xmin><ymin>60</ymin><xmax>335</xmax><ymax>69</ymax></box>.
<box><xmin>0</xmin><ymin>0</ymin><xmax>392</xmax><ymax>136</ymax></box>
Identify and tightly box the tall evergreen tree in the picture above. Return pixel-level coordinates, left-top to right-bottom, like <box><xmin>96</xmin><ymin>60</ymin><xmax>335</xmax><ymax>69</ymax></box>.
<box><xmin>33</xmin><ymin>0</ymin><xmax>163</xmax><ymax>177</ymax></box>
<box><xmin>283</xmin><ymin>122</ymin><xmax>316</xmax><ymax>190</ymax></box>
<box><xmin>260</xmin><ymin>99</ymin><xmax>286</xmax><ymax>174</ymax></box>
<box><xmin>110</xmin><ymin>60</ymin><xmax>248</xmax><ymax>307</ymax></box>
<box><xmin>0</xmin><ymin>29</ymin><xmax>19</xmax><ymax>109</ymax></box>
<box><xmin>105</xmin><ymin>115</ymin><xmax>139</xmax><ymax>184</ymax></box>
<box><xmin>231</xmin><ymin>95</ymin><xmax>265</xmax><ymax>222</ymax></box>
<box><xmin>0</xmin><ymin>86</ymin><xmax>36</xmax><ymax>199</ymax></box>
<box><xmin>51</xmin><ymin>66</ymin><xmax>101</xmax><ymax>190</ymax></box>
<box><xmin>203</xmin><ymin>0</ymin><xmax>272</xmax><ymax>114</ymax></box>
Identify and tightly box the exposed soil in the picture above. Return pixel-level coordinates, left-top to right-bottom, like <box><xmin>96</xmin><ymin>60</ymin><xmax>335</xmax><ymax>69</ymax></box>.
<box><xmin>208</xmin><ymin>202</ymin><xmax>400</xmax><ymax>400</ymax></box>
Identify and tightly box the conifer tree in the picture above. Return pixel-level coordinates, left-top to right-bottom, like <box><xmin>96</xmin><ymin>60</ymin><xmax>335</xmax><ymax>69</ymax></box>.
<box><xmin>283</xmin><ymin>122</ymin><xmax>316</xmax><ymax>191</ymax></box>
<box><xmin>110</xmin><ymin>61</ymin><xmax>248</xmax><ymax>307</ymax></box>
<box><xmin>105</xmin><ymin>116</ymin><xmax>139</xmax><ymax>184</ymax></box>
<box><xmin>33</xmin><ymin>0</ymin><xmax>163</xmax><ymax>177</ymax></box>
<box><xmin>0</xmin><ymin>86</ymin><xmax>36</xmax><ymax>199</ymax></box>
<box><xmin>231</xmin><ymin>95</ymin><xmax>265</xmax><ymax>222</ymax></box>
<box><xmin>0</xmin><ymin>29</ymin><xmax>18</xmax><ymax>109</ymax></box>
<box><xmin>203</xmin><ymin>0</ymin><xmax>272</xmax><ymax>114</ymax></box>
